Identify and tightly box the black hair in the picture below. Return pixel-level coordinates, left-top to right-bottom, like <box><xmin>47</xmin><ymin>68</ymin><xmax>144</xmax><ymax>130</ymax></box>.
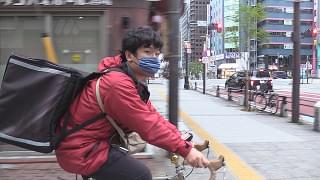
<box><xmin>120</xmin><ymin>26</ymin><xmax>163</xmax><ymax>62</ymax></box>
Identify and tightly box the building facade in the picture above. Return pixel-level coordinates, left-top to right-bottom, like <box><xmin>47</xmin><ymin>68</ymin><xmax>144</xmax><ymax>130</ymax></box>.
<box><xmin>209</xmin><ymin>0</ymin><xmax>224</xmax><ymax>66</ymax></box>
<box><xmin>0</xmin><ymin>0</ymin><xmax>151</xmax><ymax>77</ymax></box>
<box><xmin>182</xmin><ymin>0</ymin><xmax>210</xmax><ymax>62</ymax></box>
<box><xmin>203</xmin><ymin>0</ymin><xmax>251</xmax><ymax>79</ymax></box>
<box><xmin>258</xmin><ymin>0</ymin><xmax>314</xmax><ymax>74</ymax></box>
<box><xmin>180</xmin><ymin>0</ymin><xmax>191</xmax><ymax>71</ymax></box>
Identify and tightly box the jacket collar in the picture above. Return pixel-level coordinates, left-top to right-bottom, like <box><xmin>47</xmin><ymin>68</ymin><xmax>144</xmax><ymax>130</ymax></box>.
<box><xmin>121</xmin><ymin>63</ymin><xmax>150</xmax><ymax>103</ymax></box>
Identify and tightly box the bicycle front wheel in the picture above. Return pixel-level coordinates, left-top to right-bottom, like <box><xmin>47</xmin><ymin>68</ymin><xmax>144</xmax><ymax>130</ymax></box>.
<box><xmin>254</xmin><ymin>94</ymin><xmax>267</xmax><ymax>111</ymax></box>
<box><xmin>269</xmin><ymin>94</ymin><xmax>279</xmax><ymax>114</ymax></box>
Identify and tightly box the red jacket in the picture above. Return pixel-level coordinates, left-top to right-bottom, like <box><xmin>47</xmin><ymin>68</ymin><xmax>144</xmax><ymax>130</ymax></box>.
<box><xmin>55</xmin><ymin>55</ymin><xmax>192</xmax><ymax>176</ymax></box>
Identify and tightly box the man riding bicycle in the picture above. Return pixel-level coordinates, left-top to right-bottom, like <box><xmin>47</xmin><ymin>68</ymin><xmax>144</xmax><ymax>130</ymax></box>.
<box><xmin>55</xmin><ymin>26</ymin><xmax>210</xmax><ymax>180</ymax></box>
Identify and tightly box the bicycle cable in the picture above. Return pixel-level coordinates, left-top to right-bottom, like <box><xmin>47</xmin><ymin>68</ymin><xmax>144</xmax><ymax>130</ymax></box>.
<box><xmin>183</xmin><ymin>159</ymin><xmax>194</xmax><ymax>178</ymax></box>
<box><xmin>183</xmin><ymin>145</ymin><xmax>211</xmax><ymax>178</ymax></box>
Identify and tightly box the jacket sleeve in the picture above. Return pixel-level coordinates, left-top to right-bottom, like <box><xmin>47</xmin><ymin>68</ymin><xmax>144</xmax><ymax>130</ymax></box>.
<box><xmin>101</xmin><ymin>74</ymin><xmax>192</xmax><ymax>157</ymax></box>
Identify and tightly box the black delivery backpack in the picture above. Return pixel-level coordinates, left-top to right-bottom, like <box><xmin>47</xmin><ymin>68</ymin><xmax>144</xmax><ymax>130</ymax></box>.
<box><xmin>0</xmin><ymin>55</ymin><xmax>110</xmax><ymax>153</ymax></box>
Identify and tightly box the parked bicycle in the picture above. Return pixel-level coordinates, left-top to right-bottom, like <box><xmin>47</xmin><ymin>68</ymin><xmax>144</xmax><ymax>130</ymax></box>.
<box><xmin>254</xmin><ymin>91</ymin><xmax>279</xmax><ymax>114</ymax></box>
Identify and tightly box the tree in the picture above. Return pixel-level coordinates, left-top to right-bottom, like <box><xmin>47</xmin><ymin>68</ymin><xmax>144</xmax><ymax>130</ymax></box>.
<box><xmin>188</xmin><ymin>61</ymin><xmax>203</xmax><ymax>79</ymax></box>
<box><xmin>229</xmin><ymin>3</ymin><xmax>269</xmax><ymax>50</ymax></box>
<box><xmin>230</xmin><ymin>3</ymin><xmax>269</xmax><ymax>110</ymax></box>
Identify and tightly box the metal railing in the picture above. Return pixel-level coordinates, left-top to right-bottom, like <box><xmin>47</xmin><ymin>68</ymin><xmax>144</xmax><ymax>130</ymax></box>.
<box><xmin>192</xmin><ymin>82</ymin><xmax>313</xmax><ymax>118</ymax></box>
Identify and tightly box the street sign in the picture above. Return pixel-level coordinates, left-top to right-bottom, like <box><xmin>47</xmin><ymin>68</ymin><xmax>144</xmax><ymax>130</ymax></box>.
<box><xmin>202</xmin><ymin>57</ymin><xmax>209</xmax><ymax>64</ymax></box>
<box><xmin>210</xmin><ymin>65</ymin><xmax>216</xmax><ymax>71</ymax></box>
<box><xmin>301</xmin><ymin>63</ymin><xmax>312</xmax><ymax>69</ymax></box>
<box><xmin>214</xmin><ymin>54</ymin><xmax>224</xmax><ymax>60</ymax></box>
<box><xmin>197</xmin><ymin>20</ymin><xmax>207</xmax><ymax>27</ymax></box>
<box><xmin>306</xmin><ymin>61</ymin><xmax>312</xmax><ymax>69</ymax></box>
<box><xmin>184</xmin><ymin>41</ymin><xmax>191</xmax><ymax>49</ymax></box>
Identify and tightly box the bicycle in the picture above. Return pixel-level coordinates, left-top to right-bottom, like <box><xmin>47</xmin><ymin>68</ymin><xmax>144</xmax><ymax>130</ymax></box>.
<box><xmin>152</xmin><ymin>133</ymin><xmax>225</xmax><ymax>180</ymax></box>
<box><xmin>254</xmin><ymin>91</ymin><xmax>279</xmax><ymax>114</ymax></box>
<box><xmin>82</xmin><ymin>132</ymin><xmax>226</xmax><ymax>180</ymax></box>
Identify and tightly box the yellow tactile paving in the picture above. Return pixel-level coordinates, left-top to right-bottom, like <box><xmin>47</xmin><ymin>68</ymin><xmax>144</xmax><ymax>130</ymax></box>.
<box><xmin>155</xmin><ymin>88</ymin><xmax>264</xmax><ymax>180</ymax></box>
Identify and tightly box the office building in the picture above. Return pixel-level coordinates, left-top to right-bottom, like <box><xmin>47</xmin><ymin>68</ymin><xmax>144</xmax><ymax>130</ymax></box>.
<box><xmin>258</xmin><ymin>0</ymin><xmax>315</xmax><ymax>74</ymax></box>
<box><xmin>181</xmin><ymin>0</ymin><xmax>210</xmax><ymax>63</ymax></box>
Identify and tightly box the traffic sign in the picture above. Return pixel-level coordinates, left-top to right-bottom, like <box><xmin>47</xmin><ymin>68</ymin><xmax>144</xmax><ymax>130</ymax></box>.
<box><xmin>197</xmin><ymin>21</ymin><xmax>207</xmax><ymax>27</ymax></box>
<box><xmin>306</xmin><ymin>61</ymin><xmax>312</xmax><ymax>69</ymax></box>
<box><xmin>202</xmin><ymin>57</ymin><xmax>209</xmax><ymax>64</ymax></box>
<box><xmin>184</xmin><ymin>41</ymin><xmax>191</xmax><ymax>49</ymax></box>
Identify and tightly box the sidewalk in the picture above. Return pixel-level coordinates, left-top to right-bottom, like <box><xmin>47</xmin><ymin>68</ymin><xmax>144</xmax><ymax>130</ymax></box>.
<box><xmin>1</xmin><ymin>80</ymin><xmax>320</xmax><ymax>179</ymax></box>
<box><xmin>148</xmin><ymin>80</ymin><xmax>320</xmax><ymax>180</ymax></box>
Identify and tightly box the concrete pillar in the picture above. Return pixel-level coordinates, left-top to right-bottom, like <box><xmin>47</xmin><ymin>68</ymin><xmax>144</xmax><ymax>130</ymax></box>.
<box><xmin>314</xmin><ymin>101</ymin><xmax>320</xmax><ymax>132</ymax></box>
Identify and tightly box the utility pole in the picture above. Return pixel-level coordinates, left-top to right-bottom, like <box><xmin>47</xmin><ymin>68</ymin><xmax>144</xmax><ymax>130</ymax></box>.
<box><xmin>292</xmin><ymin>0</ymin><xmax>301</xmax><ymax>123</ymax></box>
<box><xmin>203</xmin><ymin>4</ymin><xmax>211</xmax><ymax>95</ymax></box>
<box><xmin>184</xmin><ymin>42</ymin><xmax>190</xmax><ymax>90</ymax></box>
<box><xmin>166</xmin><ymin>0</ymin><xmax>180</xmax><ymax>127</ymax></box>
<box><xmin>306</xmin><ymin>56</ymin><xmax>309</xmax><ymax>84</ymax></box>
<box><xmin>244</xmin><ymin>0</ymin><xmax>253</xmax><ymax>110</ymax></box>
<box><xmin>184</xmin><ymin>8</ymin><xmax>190</xmax><ymax>90</ymax></box>
<box><xmin>203</xmin><ymin>61</ymin><xmax>206</xmax><ymax>94</ymax></box>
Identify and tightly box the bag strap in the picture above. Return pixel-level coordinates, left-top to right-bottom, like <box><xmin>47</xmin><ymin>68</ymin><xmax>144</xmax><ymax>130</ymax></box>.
<box><xmin>54</xmin><ymin>113</ymin><xmax>106</xmax><ymax>145</ymax></box>
<box><xmin>95</xmin><ymin>74</ymin><xmax>128</xmax><ymax>142</ymax></box>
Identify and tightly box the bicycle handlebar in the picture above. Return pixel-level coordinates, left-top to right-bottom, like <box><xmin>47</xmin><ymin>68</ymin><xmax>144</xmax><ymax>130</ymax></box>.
<box><xmin>173</xmin><ymin>140</ymin><xmax>225</xmax><ymax>180</ymax></box>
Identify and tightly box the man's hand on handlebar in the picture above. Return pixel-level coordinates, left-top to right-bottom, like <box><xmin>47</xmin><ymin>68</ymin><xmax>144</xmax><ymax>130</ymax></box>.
<box><xmin>185</xmin><ymin>147</ymin><xmax>210</xmax><ymax>168</ymax></box>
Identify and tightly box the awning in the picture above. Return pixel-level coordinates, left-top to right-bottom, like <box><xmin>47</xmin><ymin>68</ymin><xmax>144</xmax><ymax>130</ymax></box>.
<box><xmin>218</xmin><ymin>63</ymin><xmax>238</xmax><ymax>69</ymax></box>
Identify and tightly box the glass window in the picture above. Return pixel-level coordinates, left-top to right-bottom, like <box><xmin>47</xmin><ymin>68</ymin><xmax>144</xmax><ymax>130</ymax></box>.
<box><xmin>0</xmin><ymin>16</ymin><xmax>45</xmax><ymax>64</ymax></box>
<box><xmin>0</xmin><ymin>15</ymin><xmax>102</xmax><ymax>84</ymax></box>
<box><xmin>0</xmin><ymin>16</ymin><xmax>45</xmax><ymax>82</ymax></box>
<box><xmin>52</xmin><ymin>16</ymin><xmax>101</xmax><ymax>72</ymax></box>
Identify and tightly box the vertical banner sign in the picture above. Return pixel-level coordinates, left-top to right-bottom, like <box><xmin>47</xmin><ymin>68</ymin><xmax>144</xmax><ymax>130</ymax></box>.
<box><xmin>206</xmin><ymin>4</ymin><xmax>211</xmax><ymax>49</ymax></box>
<box><xmin>313</xmin><ymin>0</ymin><xmax>318</xmax><ymax>75</ymax></box>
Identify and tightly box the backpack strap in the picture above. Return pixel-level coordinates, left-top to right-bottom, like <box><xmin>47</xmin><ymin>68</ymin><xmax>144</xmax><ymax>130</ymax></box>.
<box><xmin>95</xmin><ymin>74</ymin><xmax>128</xmax><ymax>143</ymax></box>
<box><xmin>54</xmin><ymin>113</ymin><xmax>106</xmax><ymax>146</ymax></box>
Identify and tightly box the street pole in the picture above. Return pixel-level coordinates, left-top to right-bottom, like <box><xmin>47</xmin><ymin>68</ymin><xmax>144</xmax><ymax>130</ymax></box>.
<box><xmin>306</xmin><ymin>56</ymin><xmax>309</xmax><ymax>84</ymax></box>
<box><xmin>184</xmin><ymin>46</ymin><xmax>190</xmax><ymax>89</ymax></box>
<box><xmin>203</xmin><ymin>4</ymin><xmax>210</xmax><ymax>95</ymax></box>
<box><xmin>166</xmin><ymin>0</ymin><xmax>180</xmax><ymax>127</ymax></box>
<box><xmin>292</xmin><ymin>0</ymin><xmax>301</xmax><ymax>123</ymax></box>
<box><xmin>244</xmin><ymin>25</ymin><xmax>250</xmax><ymax>109</ymax></box>
<box><xmin>203</xmin><ymin>63</ymin><xmax>206</xmax><ymax>94</ymax></box>
<box><xmin>244</xmin><ymin>0</ymin><xmax>253</xmax><ymax>110</ymax></box>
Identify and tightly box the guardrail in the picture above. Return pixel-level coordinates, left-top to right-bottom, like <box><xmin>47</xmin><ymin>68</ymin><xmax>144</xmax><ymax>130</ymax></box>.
<box><xmin>192</xmin><ymin>82</ymin><xmax>319</xmax><ymax>131</ymax></box>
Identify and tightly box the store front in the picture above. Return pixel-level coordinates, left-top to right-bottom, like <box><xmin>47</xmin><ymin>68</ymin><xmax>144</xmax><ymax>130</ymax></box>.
<box><xmin>0</xmin><ymin>1</ymin><xmax>151</xmax><ymax>153</ymax></box>
<box><xmin>218</xmin><ymin>63</ymin><xmax>238</xmax><ymax>79</ymax></box>
<box><xmin>0</xmin><ymin>14</ymin><xmax>103</xmax><ymax>70</ymax></box>
<box><xmin>0</xmin><ymin>0</ymin><xmax>150</xmax><ymax>81</ymax></box>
